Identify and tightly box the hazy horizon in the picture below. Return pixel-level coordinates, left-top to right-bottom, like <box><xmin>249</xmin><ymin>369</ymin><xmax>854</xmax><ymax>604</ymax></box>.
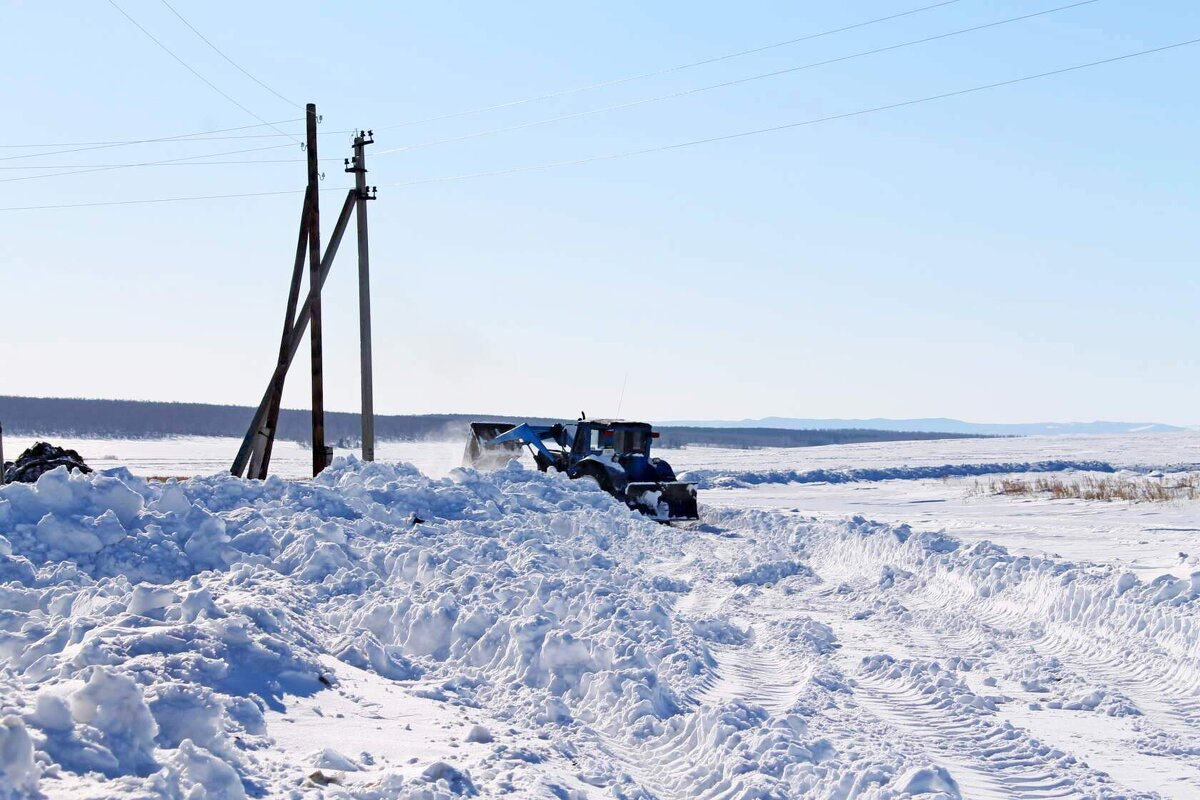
<box><xmin>0</xmin><ymin>393</ymin><xmax>1193</xmax><ymax>429</ymax></box>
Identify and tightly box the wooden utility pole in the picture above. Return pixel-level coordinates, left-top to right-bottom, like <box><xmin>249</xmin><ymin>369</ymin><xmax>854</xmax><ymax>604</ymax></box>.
<box><xmin>348</xmin><ymin>131</ymin><xmax>376</xmax><ymax>461</ymax></box>
<box><xmin>305</xmin><ymin>103</ymin><xmax>328</xmax><ymax>476</ymax></box>
<box><xmin>231</xmin><ymin>108</ymin><xmax>380</xmax><ymax>481</ymax></box>
<box><xmin>248</xmin><ymin>189</ymin><xmax>310</xmax><ymax>479</ymax></box>
<box><xmin>231</xmin><ymin>191</ymin><xmax>356</xmax><ymax>479</ymax></box>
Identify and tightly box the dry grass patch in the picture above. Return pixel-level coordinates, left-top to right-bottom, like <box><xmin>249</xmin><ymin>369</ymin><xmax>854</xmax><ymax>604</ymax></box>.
<box><xmin>973</xmin><ymin>473</ymin><xmax>1199</xmax><ymax>503</ymax></box>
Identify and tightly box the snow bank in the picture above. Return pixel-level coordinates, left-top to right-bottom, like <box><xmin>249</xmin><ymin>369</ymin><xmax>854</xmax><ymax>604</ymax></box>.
<box><xmin>5</xmin><ymin>457</ymin><xmax>1196</xmax><ymax>797</ymax></box>
<box><xmin>0</xmin><ymin>460</ymin><xmax>710</xmax><ymax>796</ymax></box>
<box><xmin>680</xmin><ymin>458</ymin><xmax>1195</xmax><ymax>489</ymax></box>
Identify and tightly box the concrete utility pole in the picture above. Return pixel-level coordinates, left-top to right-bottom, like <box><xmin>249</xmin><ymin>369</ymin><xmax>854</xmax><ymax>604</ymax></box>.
<box><xmin>348</xmin><ymin>131</ymin><xmax>377</xmax><ymax>462</ymax></box>
<box><xmin>305</xmin><ymin>103</ymin><xmax>328</xmax><ymax>477</ymax></box>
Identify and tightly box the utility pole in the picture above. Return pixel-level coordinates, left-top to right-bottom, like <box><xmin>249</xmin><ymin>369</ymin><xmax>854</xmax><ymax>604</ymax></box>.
<box><xmin>0</xmin><ymin>420</ymin><xmax>6</xmax><ymax>485</ymax></box>
<box><xmin>347</xmin><ymin>131</ymin><xmax>377</xmax><ymax>462</ymax></box>
<box><xmin>230</xmin><ymin>109</ymin><xmax>380</xmax><ymax>481</ymax></box>
<box><xmin>305</xmin><ymin>103</ymin><xmax>328</xmax><ymax>477</ymax></box>
<box><xmin>231</xmin><ymin>190</ymin><xmax>357</xmax><ymax>479</ymax></box>
<box><xmin>248</xmin><ymin>189</ymin><xmax>310</xmax><ymax>479</ymax></box>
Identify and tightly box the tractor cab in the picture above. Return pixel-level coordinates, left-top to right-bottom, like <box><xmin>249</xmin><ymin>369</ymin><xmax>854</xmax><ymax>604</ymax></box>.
<box><xmin>571</xmin><ymin>420</ymin><xmax>656</xmax><ymax>459</ymax></box>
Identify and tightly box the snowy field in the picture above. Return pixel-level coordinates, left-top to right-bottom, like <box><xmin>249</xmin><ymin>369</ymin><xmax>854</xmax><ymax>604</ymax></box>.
<box><xmin>1</xmin><ymin>432</ymin><xmax>1198</xmax><ymax>797</ymax></box>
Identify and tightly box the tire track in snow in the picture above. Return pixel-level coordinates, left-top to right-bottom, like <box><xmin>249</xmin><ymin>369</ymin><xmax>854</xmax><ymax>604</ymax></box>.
<box><xmin>784</xmin><ymin>582</ymin><xmax>1097</xmax><ymax>800</ymax></box>
<box><xmin>700</xmin><ymin>514</ymin><xmax>1165</xmax><ymax>798</ymax></box>
<box><xmin>910</xmin><ymin>587</ymin><xmax>1200</xmax><ymax>747</ymax></box>
<box><xmin>1028</xmin><ymin>625</ymin><xmax>1200</xmax><ymax>742</ymax></box>
<box><xmin>597</xmin><ymin>574</ymin><xmax>822</xmax><ymax>799</ymax></box>
<box><xmin>824</xmin><ymin>586</ymin><xmax>1200</xmax><ymax>798</ymax></box>
<box><xmin>697</xmin><ymin>639</ymin><xmax>815</xmax><ymax>715</ymax></box>
<box><xmin>804</xmin><ymin>519</ymin><xmax>1200</xmax><ymax>774</ymax></box>
<box><xmin>650</xmin><ymin>513</ymin><xmax>1176</xmax><ymax>798</ymax></box>
<box><xmin>852</xmin><ymin>670</ymin><xmax>1088</xmax><ymax>800</ymax></box>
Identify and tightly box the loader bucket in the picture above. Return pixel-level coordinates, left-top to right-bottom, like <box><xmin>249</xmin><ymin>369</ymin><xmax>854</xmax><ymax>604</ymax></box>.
<box><xmin>625</xmin><ymin>481</ymin><xmax>699</xmax><ymax>522</ymax></box>
<box><xmin>463</xmin><ymin>422</ymin><xmax>522</xmax><ymax>469</ymax></box>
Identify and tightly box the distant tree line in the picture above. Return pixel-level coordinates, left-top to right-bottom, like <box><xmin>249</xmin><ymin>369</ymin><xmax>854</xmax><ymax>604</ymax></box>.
<box><xmin>0</xmin><ymin>396</ymin><xmax>983</xmax><ymax>449</ymax></box>
<box><xmin>653</xmin><ymin>426</ymin><xmax>981</xmax><ymax>449</ymax></box>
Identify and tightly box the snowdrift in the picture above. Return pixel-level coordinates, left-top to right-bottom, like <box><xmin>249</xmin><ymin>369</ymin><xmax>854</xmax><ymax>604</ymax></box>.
<box><xmin>2</xmin><ymin>459</ymin><xmax>1198</xmax><ymax>797</ymax></box>
<box><xmin>0</xmin><ymin>460</ymin><xmax>716</xmax><ymax>797</ymax></box>
<box><xmin>682</xmin><ymin>459</ymin><xmax>1199</xmax><ymax>489</ymax></box>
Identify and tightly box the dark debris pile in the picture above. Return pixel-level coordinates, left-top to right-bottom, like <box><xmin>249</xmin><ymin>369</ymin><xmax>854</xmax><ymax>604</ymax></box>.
<box><xmin>3</xmin><ymin>441</ymin><xmax>92</xmax><ymax>484</ymax></box>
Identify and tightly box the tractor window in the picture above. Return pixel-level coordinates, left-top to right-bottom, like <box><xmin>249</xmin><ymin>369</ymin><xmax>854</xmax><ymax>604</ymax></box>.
<box><xmin>589</xmin><ymin>428</ymin><xmax>615</xmax><ymax>451</ymax></box>
<box><xmin>614</xmin><ymin>428</ymin><xmax>649</xmax><ymax>455</ymax></box>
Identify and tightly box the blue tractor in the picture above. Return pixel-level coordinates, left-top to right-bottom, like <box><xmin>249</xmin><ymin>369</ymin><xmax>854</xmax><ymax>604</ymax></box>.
<box><xmin>464</xmin><ymin>417</ymin><xmax>699</xmax><ymax>521</ymax></box>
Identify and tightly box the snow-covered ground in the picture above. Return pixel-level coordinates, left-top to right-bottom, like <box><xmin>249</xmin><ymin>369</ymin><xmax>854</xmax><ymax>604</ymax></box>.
<box><xmin>7</xmin><ymin>431</ymin><xmax>1196</xmax><ymax>483</ymax></box>
<box><xmin>1</xmin><ymin>432</ymin><xmax>1198</xmax><ymax>797</ymax></box>
<box><xmin>1</xmin><ymin>436</ymin><xmax>468</xmax><ymax>483</ymax></box>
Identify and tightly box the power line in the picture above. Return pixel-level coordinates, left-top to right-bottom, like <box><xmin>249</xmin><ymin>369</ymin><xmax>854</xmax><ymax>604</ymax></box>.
<box><xmin>0</xmin><ymin>120</ymin><xmax>301</xmax><ymax>161</ymax></box>
<box><xmin>0</xmin><ymin>128</ymin><xmax>351</xmax><ymax>149</ymax></box>
<box><xmin>0</xmin><ymin>143</ymin><xmax>296</xmax><ymax>184</ymax></box>
<box><xmin>157</xmin><ymin>0</ymin><xmax>298</xmax><ymax>108</ymax></box>
<box><xmin>0</xmin><ymin>188</ymin><xmax>307</xmax><ymax>212</ymax></box>
<box><xmin>382</xmin><ymin>38</ymin><xmax>1200</xmax><ymax>189</ymax></box>
<box><xmin>0</xmin><ymin>158</ymin><xmax>337</xmax><ymax>170</ymax></box>
<box><xmin>376</xmin><ymin>0</ymin><xmax>1099</xmax><ymax>157</ymax></box>
<box><xmin>374</xmin><ymin>0</ymin><xmax>967</xmax><ymax>132</ymax></box>
<box><xmin>0</xmin><ymin>184</ymin><xmax>354</xmax><ymax>212</ymax></box>
<box><xmin>4</xmin><ymin>38</ymin><xmax>1195</xmax><ymax>212</ymax></box>
<box><xmin>1</xmin><ymin>4</ymin><xmax>962</xmax><ymax>151</ymax></box>
<box><xmin>106</xmin><ymin>0</ymin><xmax>300</xmax><ymax>144</ymax></box>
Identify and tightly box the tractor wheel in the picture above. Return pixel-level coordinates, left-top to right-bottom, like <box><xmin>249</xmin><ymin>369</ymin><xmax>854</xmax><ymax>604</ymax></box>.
<box><xmin>573</xmin><ymin>462</ymin><xmax>615</xmax><ymax>495</ymax></box>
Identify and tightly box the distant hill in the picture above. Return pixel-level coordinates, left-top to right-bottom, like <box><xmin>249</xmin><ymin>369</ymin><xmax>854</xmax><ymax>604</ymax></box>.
<box><xmin>0</xmin><ymin>396</ymin><xmax>985</xmax><ymax>451</ymax></box>
<box><xmin>657</xmin><ymin>417</ymin><xmax>1186</xmax><ymax>436</ymax></box>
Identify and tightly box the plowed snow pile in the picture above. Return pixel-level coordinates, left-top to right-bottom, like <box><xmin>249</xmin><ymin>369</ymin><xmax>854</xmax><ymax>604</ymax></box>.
<box><xmin>1</xmin><ymin>459</ymin><xmax>1198</xmax><ymax>798</ymax></box>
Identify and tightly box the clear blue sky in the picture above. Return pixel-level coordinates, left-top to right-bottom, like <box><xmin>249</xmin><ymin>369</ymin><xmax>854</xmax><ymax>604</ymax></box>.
<box><xmin>4</xmin><ymin>1</ymin><xmax>1198</xmax><ymax>424</ymax></box>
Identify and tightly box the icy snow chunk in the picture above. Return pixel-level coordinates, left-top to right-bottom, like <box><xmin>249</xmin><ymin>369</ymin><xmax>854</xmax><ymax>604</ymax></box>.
<box><xmin>879</xmin><ymin>564</ymin><xmax>914</xmax><ymax>589</ymax></box>
<box><xmin>295</xmin><ymin>540</ymin><xmax>353</xmax><ymax>582</ymax></box>
<box><xmin>1115</xmin><ymin>571</ymin><xmax>1138</xmax><ymax>595</ymax></box>
<box><xmin>127</xmin><ymin>584</ymin><xmax>181</xmax><ymax>616</ymax></box>
<box><xmin>689</xmin><ymin>617</ymin><xmax>748</xmax><ymax>644</ymax></box>
<box><xmin>896</xmin><ymin>764</ymin><xmax>961</xmax><ymax>797</ymax></box>
<box><xmin>333</xmin><ymin>632</ymin><xmax>422</xmax><ymax>680</ymax></box>
<box><xmin>148</xmin><ymin>481</ymin><xmax>193</xmax><ymax>516</ymax></box>
<box><xmin>179</xmin><ymin>506</ymin><xmax>233</xmax><ymax>569</ymax></box>
<box><xmin>180</xmin><ymin>587</ymin><xmax>222</xmax><ymax>622</ymax></box>
<box><xmin>729</xmin><ymin>559</ymin><xmax>814</xmax><ymax>586</ymax></box>
<box><xmin>149</xmin><ymin>684</ymin><xmax>224</xmax><ymax>752</ymax></box>
<box><xmin>163</xmin><ymin>739</ymin><xmax>246</xmax><ymax>800</ymax></box>
<box><xmin>44</xmin><ymin>466</ymin><xmax>144</xmax><ymax>526</ymax></box>
<box><xmin>69</xmin><ymin>667</ymin><xmax>159</xmax><ymax>776</ymax></box>
<box><xmin>651</xmin><ymin>574</ymin><xmax>692</xmax><ymax>593</ymax></box>
<box><xmin>36</xmin><ymin>509</ymin><xmax>128</xmax><ymax>556</ymax></box>
<box><xmin>29</xmin><ymin>693</ymin><xmax>73</xmax><ymax>733</ymax></box>
<box><xmin>0</xmin><ymin>715</ymin><xmax>40</xmax><ymax>797</ymax></box>
<box><xmin>403</xmin><ymin>597</ymin><xmax>459</xmax><ymax>659</ymax></box>
<box><xmin>465</xmin><ymin>724</ymin><xmax>493</xmax><ymax>743</ymax></box>
<box><xmin>420</xmin><ymin>761</ymin><xmax>477</xmax><ymax>794</ymax></box>
<box><xmin>311</xmin><ymin>747</ymin><xmax>361</xmax><ymax>771</ymax></box>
